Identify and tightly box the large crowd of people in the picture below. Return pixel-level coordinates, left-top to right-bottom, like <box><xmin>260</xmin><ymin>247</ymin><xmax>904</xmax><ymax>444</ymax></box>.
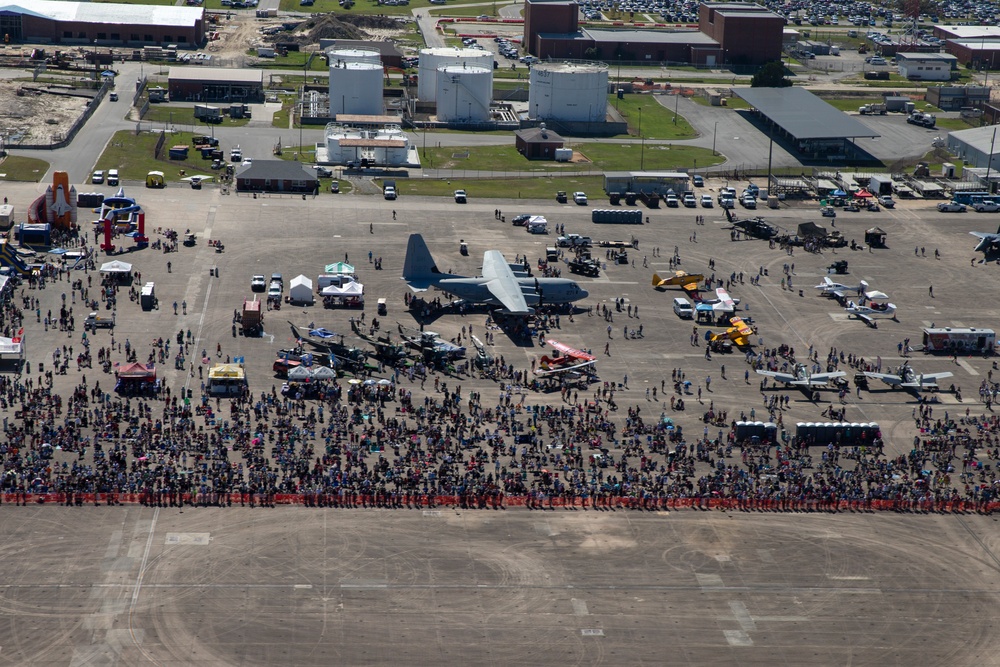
<box><xmin>0</xmin><ymin>230</ymin><xmax>996</xmax><ymax>515</ymax></box>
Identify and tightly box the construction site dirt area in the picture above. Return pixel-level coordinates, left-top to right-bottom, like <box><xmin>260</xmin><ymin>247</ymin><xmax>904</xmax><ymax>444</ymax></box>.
<box><xmin>0</xmin><ymin>79</ymin><xmax>90</xmax><ymax>146</ymax></box>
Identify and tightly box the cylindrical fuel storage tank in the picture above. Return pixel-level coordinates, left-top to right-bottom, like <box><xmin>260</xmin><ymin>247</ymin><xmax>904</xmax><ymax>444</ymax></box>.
<box><xmin>326</xmin><ymin>47</ymin><xmax>381</xmax><ymax>67</ymax></box>
<box><xmin>528</xmin><ymin>61</ymin><xmax>608</xmax><ymax>122</ymax></box>
<box><xmin>328</xmin><ymin>62</ymin><xmax>384</xmax><ymax>116</ymax></box>
<box><xmin>436</xmin><ymin>64</ymin><xmax>492</xmax><ymax>123</ymax></box>
<box><xmin>417</xmin><ymin>47</ymin><xmax>494</xmax><ymax>102</ymax></box>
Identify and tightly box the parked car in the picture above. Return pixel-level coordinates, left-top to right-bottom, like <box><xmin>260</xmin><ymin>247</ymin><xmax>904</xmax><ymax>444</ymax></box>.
<box><xmin>692</xmin><ymin>175</ymin><xmax>704</xmax><ymax>187</ymax></box>
<box><xmin>251</xmin><ymin>275</ymin><xmax>266</xmax><ymax>291</ymax></box>
<box><xmin>683</xmin><ymin>193</ymin><xmax>697</xmax><ymax>207</ymax></box>
<box><xmin>107</xmin><ymin>169</ymin><xmax>119</xmax><ymax>186</ymax></box>
<box><xmin>511</xmin><ymin>214</ymin><xmax>532</xmax><ymax>226</ymax></box>
<box><xmin>937</xmin><ymin>201</ymin><xmax>967</xmax><ymax>212</ymax></box>
<box><xmin>974</xmin><ymin>200</ymin><xmax>1000</xmax><ymax>212</ymax></box>
<box><xmin>573</xmin><ymin>191</ymin><xmax>588</xmax><ymax>205</ymax></box>
<box><xmin>92</xmin><ymin>170</ymin><xmax>104</xmax><ymax>184</ymax></box>
<box><xmin>314</xmin><ymin>166</ymin><xmax>332</xmax><ymax>178</ymax></box>
<box><xmin>700</xmin><ymin>195</ymin><xmax>713</xmax><ymax>208</ymax></box>
<box><xmin>454</xmin><ymin>189</ymin><xmax>467</xmax><ymax>203</ymax></box>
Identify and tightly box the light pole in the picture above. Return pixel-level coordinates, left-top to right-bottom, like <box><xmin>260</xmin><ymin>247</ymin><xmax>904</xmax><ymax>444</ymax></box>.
<box><xmin>674</xmin><ymin>89</ymin><xmax>679</xmax><ymax>124</ymax></box>
<box><xmin>712</xmin><ymin>121</ymin><xmax>718</xmax><ymax>155</ymax></box>
<box><xmin>638</xmin><ymin>106</ymin><xmax>644</xmax><ymax>170</ymax></box>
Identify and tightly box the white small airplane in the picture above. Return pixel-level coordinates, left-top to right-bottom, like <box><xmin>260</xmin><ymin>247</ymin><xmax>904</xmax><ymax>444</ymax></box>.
<box><xmin>815</xmin><ymin>276</ymin><xmax>868</xmax><ymax>298</ymax></box>
<box><xmin>864</xmin><ymin>362</ymin><xmax>953</xmax><ymax>390</ymax></box>
<box><xmin>698</xmin><ymin>287</ymin><xmax>740</xmax><ymax>313</ymax></box>
<box><xmin>846</xmin><ymin>290</ymin><xmax>896</xmax><ymax>320</ymax></box>
<box><xmin>756</xmin><ymin>363</ymin><xmax>845</xmax><ymax>387</ymax></box>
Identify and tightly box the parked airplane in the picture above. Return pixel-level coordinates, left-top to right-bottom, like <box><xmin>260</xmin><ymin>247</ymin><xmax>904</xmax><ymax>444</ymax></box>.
<box><xmin>536</xmin><ymin>339</ymin><xmax>597</xmax><ymax>376</ymax></box>
<box><xmin>652</xmin><ymin>270</ymin><xmax>705</xmax><ymax>289</ymax></box>
<box><xmin>971</xmin><ymin>224</ymin><xmax>1000</xmax><ymax>255</ymax></box>
<box><xmin>815</xmin><ymin>276</ymin><xmax>868</xmax><ymax>298</ymax></box>
<box><xmin>864</xmin><ymin>362</ymin><xmax>953</xmax><ymax>389</ymax></box>
<box><xmin>402</xmin><ymin>234</ymin><xmax>588</xmax><ymax>314</ymax></box>
<box><xmin>756</xmin><ymin>363</ymin><xmax>845</xmax><ymax>386</ymax></box>
<box><xmin>707</xmin><ymin>316</ymin><xmax>755</xmax><ymax>348</ymax></box>
<box><xmin>846</xmin><ymin>290</ymin><xmax>896</xmax><ymax>321</ymax></box>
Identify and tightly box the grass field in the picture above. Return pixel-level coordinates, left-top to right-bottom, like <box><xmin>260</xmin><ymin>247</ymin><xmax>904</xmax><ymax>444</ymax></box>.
<box><xmin>94</xmin><ymin>130</ymin><xmax>228</xmax><ymax>183</ymax></box>
<box><xmin>379</xmin><ymin>175</ymin><xmax>607</xmax><ymax>199</ymax></box>
<box><xmin>417</xmin><ymin>142</ymin><xmax>722</xmax><ymax>173</ymax></box>
<box><xmin>141</xmin><ymin>105</ymin><xmax>251</xmax><ymax>127</ymax></box>
<box><xmin>0</xmin><ymin>156</ymin><xmax>50</xmax><ymax>182</ymax></box>
<box><xmin>250</xmin><ymin>50</ymin><xmax>329</xmax><ymax>71</ymax></box>
<box><xmin>271</xmin><ymin>96</ymin><xmax>295</xmax><ymax>128</ymax></box>
<box><xmin>610</xmin><ymin>94</ymin><xmax>697</xmax><ymax>139</ymax></box>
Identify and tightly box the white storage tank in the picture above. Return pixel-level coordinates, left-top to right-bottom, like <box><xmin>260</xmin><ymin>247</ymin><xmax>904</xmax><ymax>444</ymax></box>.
<box><xmin>326</xmin><ymin>47</ymin><xmax>381</xmax><ymax>66</ymax></box>
<box><xmin>417</xmin><ymin>47</ymin><xmax>493</xmax><ymax>102</ymax></box>
<box><xmin>328</xmin><ymin>62</ymin><xmax>384</xmax><ymax>116</ymax></box>
<box><xmin>529</xmin><ymin>62</ymin><xmax>608</xmax><ymax>122</ymax></box>
<box><xmin>436</xmin><ymin>64</ymin><xmax>492</xmax><ymax>123</ymax></box>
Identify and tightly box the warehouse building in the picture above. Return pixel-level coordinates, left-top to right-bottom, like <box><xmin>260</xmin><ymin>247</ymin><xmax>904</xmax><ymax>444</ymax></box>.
<box><xmin>947</xmin><ymin>126</ymin><xmax>1000</xmax><ymax>171</ymax></box>
<box><xmin>168</xmin><ymin>67</ymin><xmax>264</xmax><ymax>103</ymax></box>
<box><xmin>0</xmin><ymin>0</ymin><xmax>205</xmax><ymax>46</ymax></box>
<box><xmin>895</xmin><ymin>52</ymin><xmax>957</xmax><ymax>81</ymax></box>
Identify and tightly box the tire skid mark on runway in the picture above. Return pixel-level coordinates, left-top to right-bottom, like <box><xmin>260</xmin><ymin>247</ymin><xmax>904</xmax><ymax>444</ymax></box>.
<box><xmin>956</xmin><ymin>515</ymin><xmax>1000</xmax><ymax>571</ymax></box>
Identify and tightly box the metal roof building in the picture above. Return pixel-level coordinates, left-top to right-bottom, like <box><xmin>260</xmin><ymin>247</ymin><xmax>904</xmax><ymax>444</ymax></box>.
<box><xmin>0</xmin><ymin>0</ymin><xmax>205</xmax><ymax>45</ymax></box>
<box><xmin>733</xmin><ymin>87</ymin><xmax>879</xmax><ymax>160</ymax></box>
<box><xmin>168</xmin><ymin>67</ymin><xmax>264</xmax><ymax>103</ymax></box>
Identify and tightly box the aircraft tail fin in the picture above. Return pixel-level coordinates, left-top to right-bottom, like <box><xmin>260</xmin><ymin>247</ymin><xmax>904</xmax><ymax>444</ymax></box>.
<box><xmin>995</xmin><ymin>223</ymin><xmax>1000</xmax><ymax>235</ymax></box>
<box><xmin>652</xmin><ymin>273</ymin><xmax>663</xmax><ymax>287</ymax></box>
<box><xmin>402</xmin><ymin>234</ymin><xmax>441</xmax><ymax>283</ymax></box>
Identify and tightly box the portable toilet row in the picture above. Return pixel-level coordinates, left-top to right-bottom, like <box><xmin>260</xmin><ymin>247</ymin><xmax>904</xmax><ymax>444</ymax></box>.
<box><xmin>795</xmin><ymin>422</ymin><xmax>880</xmax><ymax>444</ymax></box>
<box><xmin>592</xmin><ymin>209</ymin><xmax>643</xmax><ymax>224</ymax></box>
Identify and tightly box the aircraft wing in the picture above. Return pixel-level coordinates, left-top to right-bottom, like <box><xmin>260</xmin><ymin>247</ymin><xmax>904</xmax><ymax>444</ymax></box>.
<box><xmin>805</xmin><ymin>371</ymin><xmax>846</xmax><ymax>384</ymax></box>
<box><xmin>481</xmin><ymin>250</ymin><xmax>530</xmax><ymax>314</ymax></box>
<box><xmin>902</xmin><ymin>371</ymin><xmax>954</xmax><ymax>388</ymax></box>
<box><xmin>546</xmin><ymin>339</ymin><xmax>596</xmax><ymax>361</ymax></box>
<box><xmin>814</xmin><ymin>277</ymin><xmax>835</xmax><ymax>290</ymax></box>
<box><xmin>714</xmin><ymin>287</ymin><xmax>736</xmax><ymax>312</ymax></box>
<box><xmin>971</xmin><ymin>232</ymin><xmax>1000</xmax><ymax>251</ymax></box>
<box><xmin>755</xmin><ymin>369</ymin><xmax>798</xmax><ymax>384</ymax></box>
<box><xmin>864</xmin><ymin>372</ymin><xmax>903</xmax><ymax>386</ymax></box>
<box><xmin>535</xmin><ymin>359</ymin><xmax>597</xmax><ymax>376</ymax></box>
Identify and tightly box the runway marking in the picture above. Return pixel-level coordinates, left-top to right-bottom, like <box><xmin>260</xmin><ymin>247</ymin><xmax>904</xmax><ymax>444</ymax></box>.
<box><xmin>729</xmin><ymin>601</ymin><xmax>756</xmax><ymax>631</ymax></box>
<box><xmin>713</xmin><ymin>554</ymin><xmax>731</xmax><ymax>562</ymax></box>
<box><xmin>827</xmin><ymin>575</ymin><xmax>870</xmax><ymax>580</ymax></box>
<box><xmin>757</xmin><ymin>549</ymin><xmax>774</xmax><ymax>563</ymax></box>
<box><xmin>755</xmin><ymin>616</ymin><xmax>809</xmax><ymax>622</ymax></box>
<box><xmin>164</xmin><ymin>532</ymin><xmax>210</xmax><ymax>546</ymax></box>
<box><xmin>340</xmin><ymin>582</ymin><xmax>388</xmax><ymax>589</ymax></box>
<box><xmin>422</xmin><ymin>510</ymin><xmax>442</xmax><ymax>517</ymax></box>
<box><xmin>580</xmin><ymin>629</ymin><xmax>604</xmax><ymax>637</ymax></box>
<box><xmin>696</xmin><ymin>573</ymin><xmax>723</xmax><ymax>588</ymax></box>
<box><xmin>723</xmin><ymin>630</ymin><xmax>753</xmax><ymax>646</ymax></box>
<box><xmin>957</xmin><ymin>359</ymin><xmax>980</xmax><ymax>376</ymax></box>
<box><xmin>571</xmin><ymin>598</ymin><xmax>589</xmax><ymax>616</ymax></box>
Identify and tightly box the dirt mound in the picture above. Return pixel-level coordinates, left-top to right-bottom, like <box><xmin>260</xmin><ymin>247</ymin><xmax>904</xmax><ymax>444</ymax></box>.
<box><xmin>289</xmin><ymin>14</ymin><xmax>406</xmax><ymax>44</ymax></box>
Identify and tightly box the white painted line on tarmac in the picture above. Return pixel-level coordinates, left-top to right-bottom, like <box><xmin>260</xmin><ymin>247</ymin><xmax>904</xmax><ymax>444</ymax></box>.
<box><xmin>958</xmin><ymin>359</ymin><xmax>980</xmax><ymax>376</ymax></box>
<box><xmin>723</xmin><ymin>630</ymin><xmax>753</xmax><ymax>646</ymax></box>
<box><xmin>696</xmin><ymin>573</ymin><xmax>723</xmax><ymax>588</ymax></box>
<box><xmin>571</xmin><ymin>598</ymin><xmax>589</xmax><ymax>616</ymax></box>
<box><xmin>729</xmin><ymin>601</ymin><xmax>756</xmax><ymax>632</ymax></box>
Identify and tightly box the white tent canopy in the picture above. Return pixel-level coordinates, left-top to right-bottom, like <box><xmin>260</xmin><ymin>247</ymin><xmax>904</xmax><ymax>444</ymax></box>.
<box><xmin>289</xmin><ymin>275</ymin><xmax>314</xmax><ymax>303</ymax></box>
<box><xmin>100</xmin><ymin>260</ymin><xmax>133</xmax><ymax>274</ymax></box>
<box><xmin>321</xmin><ymin>281</ymin><xmax>364</xmax><ymax>297</ymax></box>
<box><xmin>324</xmin><ymin>261</ymin><xmax>355</xmax><ymax>275</ymax></box>
<box><xmin>287</xmin><ymin>364</ymin><xmax>336</xmax><ymax>380</ymax></box>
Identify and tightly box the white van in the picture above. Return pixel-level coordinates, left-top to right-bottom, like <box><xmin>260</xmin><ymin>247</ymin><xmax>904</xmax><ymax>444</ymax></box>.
<box><xmin>107</xmin><ymin>169</ymin><xmax>119</xmax><ymax>186</ymax></box>
<box><xmin>673</xmin><ymin>297</ymin><xmax>694</xmax><ymax>319</ymax></box>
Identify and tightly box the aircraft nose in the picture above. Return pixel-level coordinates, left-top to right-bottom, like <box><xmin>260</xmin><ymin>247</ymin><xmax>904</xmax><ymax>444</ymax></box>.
<box><xmin>579</xmin><ymin>288</ymin><xmax>589</xmax><ymax>299</ymax></box>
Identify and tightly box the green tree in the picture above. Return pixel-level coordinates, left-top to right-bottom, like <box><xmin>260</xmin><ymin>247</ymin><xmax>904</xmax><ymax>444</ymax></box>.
<box><xmin>750</xmin><ymin>61</ymin><xmax>792</xmax><ymax>87</ymax></box>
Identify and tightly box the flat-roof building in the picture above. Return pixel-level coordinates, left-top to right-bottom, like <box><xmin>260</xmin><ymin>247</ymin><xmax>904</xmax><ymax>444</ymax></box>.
<box><xmin>168</xmin><ymin>67</ymin><xmax>264</xmax><ymax>103</ymax></box>
<box><xmin>947</xmin><ymin>125</ymin><xmax>1000</xmax><ymax>171</ymax></box>
<box><xmin>896</xmin><ymin>52</ymin><xmax>957</xmax><ymax>81</ymax></box>
<box><xmin>0</xmin><ymin>0</ymin><xmax>205</xmax><ymax>46</ymax></box>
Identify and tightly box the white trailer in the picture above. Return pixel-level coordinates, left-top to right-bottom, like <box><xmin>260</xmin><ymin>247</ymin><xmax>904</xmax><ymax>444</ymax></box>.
<box><xmin>922</xmin><ymin>327</ymin><xmax>996</xmax><ymax>355</ymax></box>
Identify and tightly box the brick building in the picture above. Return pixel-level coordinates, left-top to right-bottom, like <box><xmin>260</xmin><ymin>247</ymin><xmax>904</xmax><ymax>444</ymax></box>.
<box><xmin>168</xmin><ymin>67</ymin><xmax>265</xmax><ymax>103</ymax></box>
<box><xmin>0</xmin><ymin>0</ymin><xmax>205</xmax><ymax>46</ymax></box>
<box><xmin>523</xmin><ymin>0</ymin><xmax>783</xmax><ymax>66</ymax></box>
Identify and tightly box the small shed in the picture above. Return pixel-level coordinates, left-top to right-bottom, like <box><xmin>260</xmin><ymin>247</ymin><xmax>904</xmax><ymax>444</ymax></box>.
<box><xmin>514</xmin><ymin>125</ymin><xmax>565</xmax><ymax>160</ymax></box>
<box><xmin>865</xmin><ymin>226</ymin><xmax>887</xmax><ymax>248</ymax></box>
<box><xmin>289</xmin><ymin>275</ymin><xmax>314</xmax><ymax>304</ymax></box>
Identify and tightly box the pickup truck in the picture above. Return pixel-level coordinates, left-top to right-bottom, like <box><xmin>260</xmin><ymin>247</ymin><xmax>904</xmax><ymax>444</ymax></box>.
<box><xmin>974</xmin><ymin>200</ymin><xmax>1000</xmax><ymax>212</ymax></box>
<box><xmin>878</xmin><ymin>195</ymin><xmax>895</xmax><ymax>208</ymax></box>
<box><xmin>85</xmin><ymin>312</ymin><xmax>115</xmax><ymax>330</ymax></box>
<box><xmin>557</xmin><ymin>234</ymin><xmax>593</xmax><ymax>248</ymax></box>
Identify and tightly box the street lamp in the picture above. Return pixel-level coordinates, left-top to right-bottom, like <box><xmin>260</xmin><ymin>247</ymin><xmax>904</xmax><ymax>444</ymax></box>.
<box><xmin>638</xmin><ymin>106</ymin><xmax>645</xmax><ymax>171</ymax></box>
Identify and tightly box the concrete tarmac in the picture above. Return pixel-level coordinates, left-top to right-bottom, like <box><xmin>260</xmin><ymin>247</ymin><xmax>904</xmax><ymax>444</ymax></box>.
<box><xmin>2</xmin><ymin>179</ymin><xmax>1000</xmax><ymax>665</ymax></box>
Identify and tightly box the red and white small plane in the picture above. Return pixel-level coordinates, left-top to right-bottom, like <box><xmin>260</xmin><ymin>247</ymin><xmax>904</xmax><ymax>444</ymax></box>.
<box><xmin>536</xmin><ymin>340</ymin><xmax>597</xmax><ymax>376</ymax></box>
